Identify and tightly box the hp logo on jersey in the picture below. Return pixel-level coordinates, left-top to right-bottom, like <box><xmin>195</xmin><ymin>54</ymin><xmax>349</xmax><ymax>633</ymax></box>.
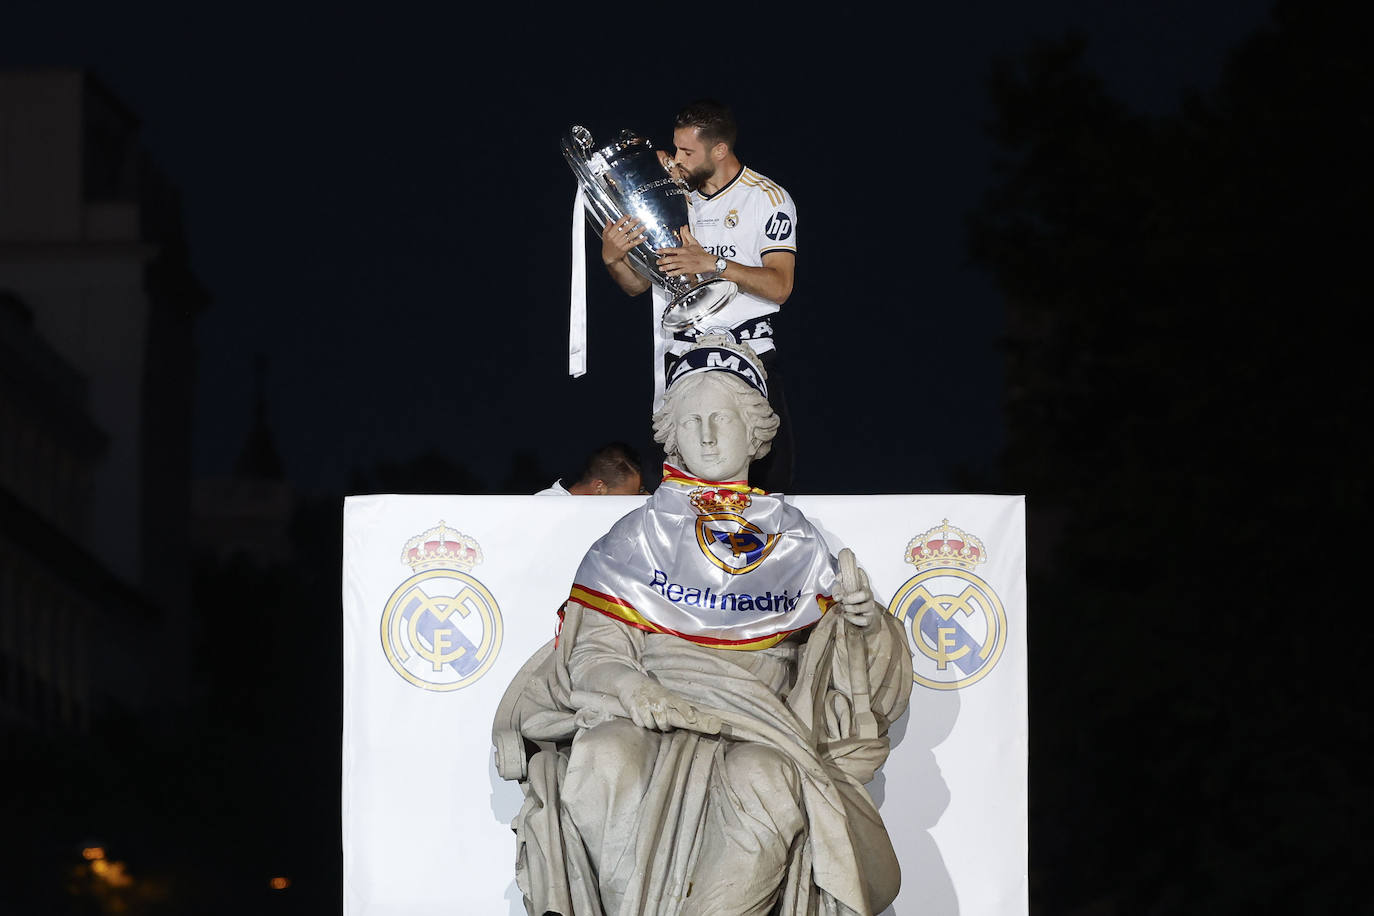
<box><xmin>764</xmin><ymin>212</ymin><xmax>793</xmax><ymax>241</ymax></box>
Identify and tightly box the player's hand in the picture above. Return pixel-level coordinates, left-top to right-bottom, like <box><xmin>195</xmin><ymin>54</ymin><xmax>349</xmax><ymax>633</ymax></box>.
<box><xmin>620</xmin><ymin>681</ymin><xmax>702</xmax><ymax>732</ymax></box>
<box><xmin>656</xmin><ymin>225</ymin><xmax>714</xmax><ymax>278</ymax></box>
<box><xmin>602</xmin><ymin>216</ymin><xmax>646</xmax><ymax>266</ymax></box>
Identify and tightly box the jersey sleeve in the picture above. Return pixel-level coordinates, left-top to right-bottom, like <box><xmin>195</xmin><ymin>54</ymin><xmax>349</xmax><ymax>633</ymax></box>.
<box><xmin>751</xmin><ymin>180</ymin><xmax>797</xmax><ymax>257</ymax></box>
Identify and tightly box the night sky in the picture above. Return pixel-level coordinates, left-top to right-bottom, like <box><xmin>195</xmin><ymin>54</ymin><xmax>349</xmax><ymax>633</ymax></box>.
<box><xmin>15</xmin><ymin>2</ymin><xmax>1357</xmax><ymax>913</ymax></box>
<box><xmin>5</xmin><ymin>1</ymin><xmax>1274</xmax><ymax>494</ymax></box>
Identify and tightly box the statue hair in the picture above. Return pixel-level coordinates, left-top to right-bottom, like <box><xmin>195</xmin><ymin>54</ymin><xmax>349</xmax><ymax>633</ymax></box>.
<box><xmin>652</xmin><ymin>372</ymin><xmax>779</xmax><ymax>466</ymax></box>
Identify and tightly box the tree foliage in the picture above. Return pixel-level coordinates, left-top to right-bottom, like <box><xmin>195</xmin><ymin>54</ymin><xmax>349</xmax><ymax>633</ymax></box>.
<box><xmin>968</xmin><ymin>2</ymin><xmax>1367</xmax><ymax>910</ymax></box>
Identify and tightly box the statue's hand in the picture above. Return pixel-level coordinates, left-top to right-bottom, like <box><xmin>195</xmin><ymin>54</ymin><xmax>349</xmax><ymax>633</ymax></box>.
<box><xmin>836</xmin><ymin>552</ymin><xmax>881</xmax><ymax>628</ymax></box>
<box><xmin>620</xmin><ymin>681</ymin><xmax>702</xmax><ymax>732</ymax></box>
<box><xmin>837</xmin><ymin>548</ymin><xmax>882</xmax><ymax>740</ymax></box>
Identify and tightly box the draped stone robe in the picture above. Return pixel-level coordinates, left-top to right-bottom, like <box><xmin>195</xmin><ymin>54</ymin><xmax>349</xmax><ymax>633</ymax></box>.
<box><xmin>499</xmin><ymin>597</ymin><xmax>912</xmax><ymax>915</ymax></box>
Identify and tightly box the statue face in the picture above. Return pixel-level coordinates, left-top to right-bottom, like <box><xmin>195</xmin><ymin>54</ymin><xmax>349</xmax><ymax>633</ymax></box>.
<box><xmin>673</xmin><ymin>377</ymin><xmax>754</xmax><ymax>482</ymax></box>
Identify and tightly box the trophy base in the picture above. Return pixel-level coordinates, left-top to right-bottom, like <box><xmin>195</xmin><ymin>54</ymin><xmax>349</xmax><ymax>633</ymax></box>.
<box><xmin>661</xmin><ymin>279</ymin><xmax>738</xmax><ymax>332</ymax></box>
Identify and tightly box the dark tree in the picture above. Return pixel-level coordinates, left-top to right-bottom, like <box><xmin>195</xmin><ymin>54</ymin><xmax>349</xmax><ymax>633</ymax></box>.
<box><xmin>968</xmin><ymin>2</ymin><xmax>1367</xmax><ymax>911</ymax></box>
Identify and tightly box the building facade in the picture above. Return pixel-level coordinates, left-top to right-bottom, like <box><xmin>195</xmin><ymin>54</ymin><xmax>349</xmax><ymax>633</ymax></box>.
<box><xmin>0</xmin><ymin>70</ymin><xmax>204</xmax><ymax>739</ymax></box>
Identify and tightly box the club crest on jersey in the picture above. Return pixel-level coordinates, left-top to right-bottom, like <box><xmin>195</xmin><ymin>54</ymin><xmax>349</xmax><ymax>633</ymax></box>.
<box><xmin>380</xmin><ymin>521</ymin><xmax>503</xmax><ymax>691</ymax></box>
<box><xmin>689</xmin><ymin>488</ymin><xmax>780</xmax><ymax>574</ymax></box>
<box><xmin>888</xmin><ymin>519</ymin><xmax>1007</xmax><ymax>690</ymax></box>
<box><xmin>725</xmin><ymin>208</ymin><xmax>739</xmax><ymax>229</ymax></box>
<box><xmin>764</xmin><ymin>211</ymin><xmax>793</xmax><ymax>241</ymax></box>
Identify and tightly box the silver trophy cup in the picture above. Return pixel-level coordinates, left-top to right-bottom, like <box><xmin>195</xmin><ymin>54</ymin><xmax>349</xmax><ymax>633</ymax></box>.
<box><xmin>563</xmin><ymin>125</ymin><xmax>736</xmax><ymax>332</ymax></box>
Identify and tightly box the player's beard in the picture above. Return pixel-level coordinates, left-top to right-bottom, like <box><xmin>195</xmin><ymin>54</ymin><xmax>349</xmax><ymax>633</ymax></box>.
<box><xmin>682</xmin><ymin>161</ymin><xmax>714</xmax><ymax>191</ymax></box>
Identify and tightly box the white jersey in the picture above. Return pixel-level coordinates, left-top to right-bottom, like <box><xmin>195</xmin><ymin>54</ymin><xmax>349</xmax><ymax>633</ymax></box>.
<box><xmin>650</xmin><ymin>166</ymin><xmax>796</xmax><ymax>407</ymax></box>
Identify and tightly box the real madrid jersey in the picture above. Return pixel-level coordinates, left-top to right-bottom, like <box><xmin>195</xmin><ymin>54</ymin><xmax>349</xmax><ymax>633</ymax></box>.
<box><xmin>650</xmin><ymin>166</ymin><xmax>797</xmax><ymax>407</ymax></box>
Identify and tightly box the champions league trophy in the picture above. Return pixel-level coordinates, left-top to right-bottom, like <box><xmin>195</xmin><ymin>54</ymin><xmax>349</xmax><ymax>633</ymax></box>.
<box><xmin>563</xmin><ymin>125</ymin><xmax>738</xmax><ymax>331</ymax></box>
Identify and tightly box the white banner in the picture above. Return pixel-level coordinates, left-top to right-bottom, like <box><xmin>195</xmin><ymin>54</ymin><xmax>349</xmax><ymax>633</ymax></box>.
<box><xmin>343</xmin><ymin>494</ymin><xmax>1027</xmax><ymax>915</ymax></box>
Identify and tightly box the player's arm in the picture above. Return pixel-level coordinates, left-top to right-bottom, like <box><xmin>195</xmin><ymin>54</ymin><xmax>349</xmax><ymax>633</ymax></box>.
<box><xmin>602</xmin><ymin>216</ymin><xmax>652</xmax><ymax>296</ymax></box>
<box><xmin>725</xmin><ymin>250</ymin><xmax>794</xmax><ymax>305</ymax></box>
<box><xmin>655</xmin><ymin>227</ymin><xmax>795</xmax><ymax>305</ymax></box>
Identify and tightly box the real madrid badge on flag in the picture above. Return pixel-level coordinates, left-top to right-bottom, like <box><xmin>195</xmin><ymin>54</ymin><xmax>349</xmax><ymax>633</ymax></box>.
<box><xmin>379</xmin><ymin>521</ymin><xmax>503</xmax><ymax>691</ymax></box>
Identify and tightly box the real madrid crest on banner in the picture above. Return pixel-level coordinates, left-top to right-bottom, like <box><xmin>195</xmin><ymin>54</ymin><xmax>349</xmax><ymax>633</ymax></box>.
<box><xmin>889</xmin><ymin>519</ymin><xmax>1007</xmax><ymax>690</ymax></box>
<box><xmin>380</xmin><ymin>521</ymin><xmax>503</xmax><ymax>691</ymax></box>
<box><xmin>690</xmin><ymin>487</ymin><xmax>780</xmax><ymax>574</ymax></box>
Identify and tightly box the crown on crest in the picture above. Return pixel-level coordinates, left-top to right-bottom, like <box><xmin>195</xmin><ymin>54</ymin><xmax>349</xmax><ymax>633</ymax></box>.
<box><xmin>904</xmin><ymin>519</ymin><xmax>987</xmax><ymax>572</ymax></box>
<box><xmin>401</xmin><ymin>521</ymin><xmax>483</xmax><ymax>571</ymax></box>
<box><xmin>689</xmin><ymin>487</ymin><xmax>753</xmax><ymax>516</ymax></box>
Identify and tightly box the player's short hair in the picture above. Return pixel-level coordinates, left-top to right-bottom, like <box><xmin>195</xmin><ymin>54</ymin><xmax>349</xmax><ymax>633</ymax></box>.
<box><xmin>574</xmin><ymin>442</ymin><xmax>642</xmax><ymax>489</ymax></box>
<box><xmin>652</xmin><ymin>372</ymin><xmax>779</xmax><ymax>464</ymax></box>
<box><xmin>674</xmin><ymin>99</ymin><xmax>738</xmax><ymax>153</ymax></box>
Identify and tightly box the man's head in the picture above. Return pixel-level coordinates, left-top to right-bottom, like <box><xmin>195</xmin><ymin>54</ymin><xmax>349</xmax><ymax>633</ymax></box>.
<box><xmin>652</xmin><ymin>338</ymin><xmax>778</xmax><ymax>483</ymax></box>
<box><xmin>568</xmin><ymin>442</ymin><xmax>644</xmax><ymax>495</ymax></box>
<box><xmin>672</xmin><ymin>99</ymin><xmax>738</xmax><ymax>191</ymax></box>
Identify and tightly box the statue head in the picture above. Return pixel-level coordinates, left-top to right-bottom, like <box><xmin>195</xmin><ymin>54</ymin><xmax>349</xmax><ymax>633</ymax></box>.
<box><xmin>652</xmin><ymin>336</ymin><xmax>779</xmax><ymax>483</ymax></box>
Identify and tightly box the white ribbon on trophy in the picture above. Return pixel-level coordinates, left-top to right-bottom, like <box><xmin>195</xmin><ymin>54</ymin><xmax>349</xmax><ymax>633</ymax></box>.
<box><xmin>569</xmin><ymin>184</ymin><xmax>588</xmax><ymax>378</ymax></box>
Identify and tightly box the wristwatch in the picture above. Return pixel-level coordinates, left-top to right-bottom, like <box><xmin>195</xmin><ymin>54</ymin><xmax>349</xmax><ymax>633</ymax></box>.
<box><xmin>714</xmin><ymin>256</ymin><xmax>727</xmax><ymax>275</ymax></box>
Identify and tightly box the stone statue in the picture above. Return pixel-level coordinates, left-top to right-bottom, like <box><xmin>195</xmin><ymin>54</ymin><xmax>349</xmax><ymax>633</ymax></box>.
<box><xmin>493</xmin><ymin>336</ymin><xmax>912</xmax><ymax>915</ymax></box>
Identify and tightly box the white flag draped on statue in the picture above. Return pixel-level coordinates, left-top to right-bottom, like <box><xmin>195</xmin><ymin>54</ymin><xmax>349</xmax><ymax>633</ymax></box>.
<box><xmin>570</xmin><ymin>470</ymin><xmax>838</xmax><ymax>650</ymax></box>
<box><xmin>342</xmin><ymin>493</ymin><xmax>1028</xmax><ymax>916</ymax></box>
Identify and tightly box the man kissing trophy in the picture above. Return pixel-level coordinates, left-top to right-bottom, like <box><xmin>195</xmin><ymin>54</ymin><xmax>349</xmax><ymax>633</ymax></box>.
<box><xmin>493</xmin><ymin>336</ymin><xmax>913</xmax><ymax>915</ymax></box>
